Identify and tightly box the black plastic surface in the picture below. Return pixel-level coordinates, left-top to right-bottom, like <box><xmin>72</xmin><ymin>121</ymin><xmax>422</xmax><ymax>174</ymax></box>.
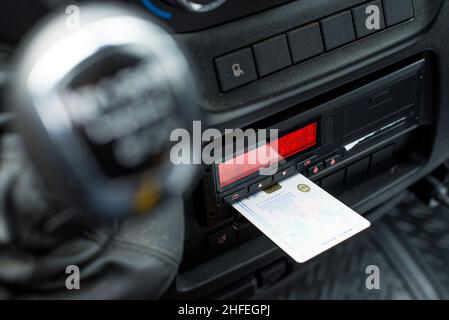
<box><xmin>321</xmin><ymin>11</ymin><xmax>356</xmax><ymax>50</ymax></box>
<box><xmin>371</xmin><ymin>144</ymin><xmax>395</xmax><ymax>170</ymax></box>
<box><xmin>287</xmin><ymin>23</ymin><xmax>324</xmax><ymax>64</ymax></box>
<box><xmin>342</xmin><ymin>74</ymin><xmax>419</xmax><ymax>142</ymax></box>
<box><xmin>321</xmin><ymin>169</ymin><xmax>345</xmax><ymax>193</ymax></box>
<box><xmin>383</xmin><ymin>0</ymin><xmax>415</xmax><ymax>27</ymax></box>
<box><xmin>346</xmin><ymin>157</ymin><xmax>371</xmax><ymax>184</ymax></box>
<box><xmin>253</xmin><ymin>35</ymin><xmax>292</xmax><ymax>77</ymax></box>
<box><xmin>132</xmin><ymin>0</ymin><xmax>294</xmax><ymax>33</ymax></box>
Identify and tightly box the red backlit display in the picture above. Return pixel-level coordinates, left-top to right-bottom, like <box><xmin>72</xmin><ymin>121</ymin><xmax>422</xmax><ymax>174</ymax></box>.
<box><xmin>217</xmin><ymin>122</ymin><xmax>317</xmax><ymax>188</ymax></box>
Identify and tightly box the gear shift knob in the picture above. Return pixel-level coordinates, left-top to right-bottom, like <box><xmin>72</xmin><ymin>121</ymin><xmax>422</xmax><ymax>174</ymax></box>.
<box><xmin>11</xmin><ymin>3</ymin><xmax>200</xmax><ymax>219</ymax></box>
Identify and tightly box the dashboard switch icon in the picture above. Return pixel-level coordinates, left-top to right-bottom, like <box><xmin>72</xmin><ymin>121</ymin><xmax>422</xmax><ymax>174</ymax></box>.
<box><xmin>232</xmin><ymin>63</ymin><xmax>244</xmax><ymax>77</ymax></box>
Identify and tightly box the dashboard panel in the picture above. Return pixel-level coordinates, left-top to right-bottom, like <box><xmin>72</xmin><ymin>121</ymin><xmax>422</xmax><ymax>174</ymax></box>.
<box><xmin>167</xmin><ymin>0</ymin><xmax>447</xmax><ymax>299</ymax></box>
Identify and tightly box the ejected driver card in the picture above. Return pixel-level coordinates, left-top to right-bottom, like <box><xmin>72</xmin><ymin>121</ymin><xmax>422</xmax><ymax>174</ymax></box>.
<box><xmin>232</xmin><ymin>174</ymin><xmax>371</xmax><ymax>263</ymax></box>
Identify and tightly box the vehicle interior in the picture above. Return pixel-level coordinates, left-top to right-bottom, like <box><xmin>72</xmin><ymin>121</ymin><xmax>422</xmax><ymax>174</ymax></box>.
<box><xmin>1</xmin><ymin>0</ymin><xmax>449</xmax><ymax>300</ymax></box>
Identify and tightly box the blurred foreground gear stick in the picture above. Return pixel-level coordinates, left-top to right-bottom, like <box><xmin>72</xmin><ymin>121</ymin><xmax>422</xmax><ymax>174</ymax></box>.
<box><xmin>0</xmin><ymin>2</ymin><xmax>201</xmax><ymax>299</ymax></box>
<box><xmin>12</xmin><ymin>2</ymin><xmax>199</xmax><ymax>220</ymax></box>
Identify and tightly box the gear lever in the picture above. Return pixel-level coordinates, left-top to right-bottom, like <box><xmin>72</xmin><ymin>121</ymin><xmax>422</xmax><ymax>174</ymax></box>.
<box><xmin>10</xmin><ymin>2</ymin><xmax>200</xmax><ymax>220</ymax></box>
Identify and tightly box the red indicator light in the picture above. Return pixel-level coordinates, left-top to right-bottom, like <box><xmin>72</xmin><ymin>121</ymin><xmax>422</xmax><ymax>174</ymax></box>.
<box><xmin>217</xmin><ymin>122</ymin><xmax>317</xmax><ymax>188</ymax></box>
